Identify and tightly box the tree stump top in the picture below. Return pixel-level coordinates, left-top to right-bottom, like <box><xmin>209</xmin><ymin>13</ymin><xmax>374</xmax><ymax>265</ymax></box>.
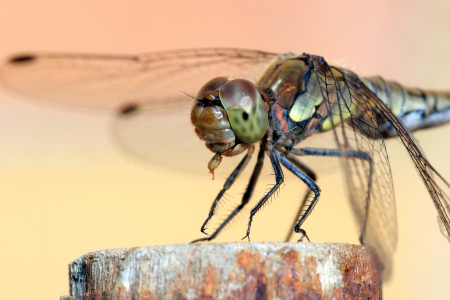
<box><xmin>67</xmin><ymin>242</ymin><xmax>381</xmax><ymax>300</ymax></box>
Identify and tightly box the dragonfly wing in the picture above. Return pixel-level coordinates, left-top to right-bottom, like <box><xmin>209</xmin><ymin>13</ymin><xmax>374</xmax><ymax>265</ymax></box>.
<box><xmin>1</xmin><ymin>48</ymin><xmax>276</xmax><ymax>110</ymax></box>
<box><xmin>361</xmin><ymin>82</ymin><xmax>450</xmax><ymax>243</ymax></box>
<box><xmin>1</xmin><ymin>48</ymin><xmax>277</xmax><ymax>175</ymax></box>
<box><xmin>312</xmin><ymin>57</ymin><xmax>397</xmax><ymax>279</ymax></box>
<box><xmin>113</xmin><ymin>104</ymin><xmax>225</xmax><ymax>175</ymax></box>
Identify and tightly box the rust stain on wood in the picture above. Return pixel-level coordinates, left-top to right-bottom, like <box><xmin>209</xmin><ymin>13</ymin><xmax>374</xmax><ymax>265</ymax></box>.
<box><xmin>227</xmin><ymin>249</ymin><xmax>268</xmax><ymax>300</ymax></box>
<box><xmin>340</xmin><ymin>246</ymin><xmax>382</xmax><ymax>300</ymax></box>
<box><xmin>69</xmin><ymin>243</ymin><xmax>382</xmax><ymax>300</ymax></box>
<box><xmin>200</xmin><ymin>264</ymin><xmax>216</xmax><ymax>298</ymax></box>
<box><xmin>274</xmin><ymin>249</ymin><xmax>323</xmax><ymax>299</ymax></box>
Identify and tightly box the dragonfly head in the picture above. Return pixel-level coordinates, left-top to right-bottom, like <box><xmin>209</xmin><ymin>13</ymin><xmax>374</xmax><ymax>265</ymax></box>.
<box><xmin>191</xmin><ymin>77</ymin><xmax>269</xmax><ymax>177</ymax></box>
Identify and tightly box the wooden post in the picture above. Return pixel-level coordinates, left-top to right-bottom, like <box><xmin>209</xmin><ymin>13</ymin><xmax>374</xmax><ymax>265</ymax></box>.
<box><xmin>62</xmin><ymin>243</ymin><xmax>382</xmax><ymax>300</ymax></box>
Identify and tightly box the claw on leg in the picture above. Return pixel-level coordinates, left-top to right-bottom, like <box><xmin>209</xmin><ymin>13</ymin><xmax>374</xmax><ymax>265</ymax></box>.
<box><xmin>241</xmin><ymin>234</ymin><xmax>250</xmax><ymax>241</ymax></box>
<box><xmin>190</xmin><ymin>236</ymin><xmax>211</xmax><ymax>243</ymax></box>
<box><xmin>242</xmin><ymin>223</ymin><xmax>252</xmax><ymax>241</ymax></box>
<box><xmin>296</xmin><ymin>228</ymin><xmax>310</xmax><ymax>242</ymax></box>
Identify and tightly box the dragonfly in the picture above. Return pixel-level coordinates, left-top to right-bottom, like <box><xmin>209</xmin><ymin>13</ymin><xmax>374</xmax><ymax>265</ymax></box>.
<box><xmin>2</xmin><ymin>48</ymin><xmax>450</xmax><ymax>280</ymax></box>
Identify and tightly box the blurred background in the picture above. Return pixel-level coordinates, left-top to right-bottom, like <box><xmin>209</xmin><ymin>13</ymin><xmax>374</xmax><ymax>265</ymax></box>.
<box><xmin>1</xmin><ymin>0</ymin><xmax>450</xmax><ymax>299</ymax></box>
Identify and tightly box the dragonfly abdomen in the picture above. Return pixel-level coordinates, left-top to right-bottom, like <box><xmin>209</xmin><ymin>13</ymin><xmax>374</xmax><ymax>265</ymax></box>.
<box><xmin>362</xmin><ymin>76</ymin><xmax>450</xmax><ymax>135</ymax></box>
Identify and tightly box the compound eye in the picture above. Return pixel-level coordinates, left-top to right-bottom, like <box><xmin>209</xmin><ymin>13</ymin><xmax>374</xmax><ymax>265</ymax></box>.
<box><xmin>219</xmin><ymin>79</ymin><xmax>269</xmax><ymax>144</ymax></box>
<box><xmin>196</xmin><ymin>77</ymin><xmax>229</xmax><ymax>100</ymax></box>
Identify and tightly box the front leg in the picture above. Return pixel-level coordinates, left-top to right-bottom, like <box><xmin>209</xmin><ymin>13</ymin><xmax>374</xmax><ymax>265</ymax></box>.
<box><xmin>242</xmin><ymin>146</ymin><xmax>284</xmax><ymax>241</ymax></box>
<box><xmin>198</xmin><ymin>145</ymin><xmax>255</xmax><ymax>236</ymax></box>
<box><xmin>191</xmin><ymin>144</ymin><xmax>265</xmax><ymax>243</ymax></box>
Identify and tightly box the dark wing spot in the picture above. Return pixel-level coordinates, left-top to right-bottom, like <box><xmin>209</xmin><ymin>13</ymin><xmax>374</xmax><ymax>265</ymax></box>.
<box><xmin>242</xmin><ymin>112</ymin><xmax>249</xmax><ymax>121</ymax></box>
<box><xmin>119</xmin><ymin>103</ymin><xmax>139</xmax><ymax>116</ymax></box>
<box><xmin>9</xmin><ymin>55</ymin><xmax>36</xmax><ymax>64</ymax></box>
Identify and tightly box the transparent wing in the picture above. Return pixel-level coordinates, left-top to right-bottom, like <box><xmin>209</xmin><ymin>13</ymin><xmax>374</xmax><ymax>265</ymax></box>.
<box><xmin>361</xmin><ymin>82</ymin><xmax>450</xmax><ymax>243</ymax></box>
<box><xmin>1</xmin><ymin>48</ymin><xmax>277</xmax><ymax>110</ymax></box>
<box><xmin>312</xmin><ymin>57</ymin><xmax>397</xmax><ymax>279</ymax></box>
<box><xmin>1</xmin><ymin>48</ymin><xmax>277</xmax><ymax>175</ymax></box>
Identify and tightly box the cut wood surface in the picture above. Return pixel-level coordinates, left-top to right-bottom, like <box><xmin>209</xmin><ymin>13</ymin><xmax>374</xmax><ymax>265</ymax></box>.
<box><xmin>67</xmin><ymin>242</ymin><xmax>381</xmax><ymax>300</ymax></box>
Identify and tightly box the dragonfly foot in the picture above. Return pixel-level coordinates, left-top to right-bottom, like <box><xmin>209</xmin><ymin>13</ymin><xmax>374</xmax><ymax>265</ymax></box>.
<box><xmin>190</xmin><ymin>236</ymin><xmax>211</xmax><ymax>244</ymax></box>
<box><xmin>295</xmin><ymin>228</ymin><xmax>310</xmax><ymax>242</ymax></box>
<box><xmin>359</xmin><ymin>235</ymin><xmax>364</xmax><ymax>245</ymax></box>
<box><xmin>241</xmin><ymin>234</ymin><xmax>251</xmax><ymax>241</ymax></box>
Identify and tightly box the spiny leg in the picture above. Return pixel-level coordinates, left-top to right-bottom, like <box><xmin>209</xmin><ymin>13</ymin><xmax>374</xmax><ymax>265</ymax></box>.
<box><xmin>190</xmin><ymin>144</ymin><xmax>265</xmax><ymax>243</ymax></box>
<box><xmin>284</xmin><ymin>187</ymin><xmax>314</xmax><ymax>242</ymax></box>
<box><xmin>198</xmin><ymin>145</ymin><xmax>255</xmax><ymax>236</ymax></box>
<box><xmin>283</xmin><ymin>151</ymin><xmax>317</xmax><ymax>181</ymax></box>
<box><xmin>283</xmin><ymin>153</ymin><xmax>317</xmax><ymax>242</ymax></box>
<box><xmin>242</xmin><ymin>148</ymin><xmax>285</xmax><ymax>241</ymax></box>
<box><xmin>290</xmin><ymin>147</ymin><xmax>371</xmax><ymax>161</ymax></box>
<box><xmin>278</xmin><ymin>154</ymin><xmax>320</xmax><ymax>241</ymax></box>
<box><xmin>289</xmin><ymin>147</ymin><xmax>373</xmax><ymax>243</ymax></box>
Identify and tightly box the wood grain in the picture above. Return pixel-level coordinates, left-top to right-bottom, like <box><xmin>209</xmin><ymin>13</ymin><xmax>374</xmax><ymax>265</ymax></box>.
<box><xmin>67</xmin><ymin>243</ymin><xmax>381</xmax><ymax>300</ymax></box>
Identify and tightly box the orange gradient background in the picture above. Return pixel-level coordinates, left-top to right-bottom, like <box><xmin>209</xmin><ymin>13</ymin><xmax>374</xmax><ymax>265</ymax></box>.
<box><xmin>1</xmin><ymin>1</ymin><xmax>450</xmax><ymax>299</ymax></box>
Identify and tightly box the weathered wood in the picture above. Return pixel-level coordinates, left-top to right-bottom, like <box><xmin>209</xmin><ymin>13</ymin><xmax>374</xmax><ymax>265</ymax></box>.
<box><xmin>66</xmin><ymin>243</ymin><xmax>382</xmax><ymax>300</ymax></box>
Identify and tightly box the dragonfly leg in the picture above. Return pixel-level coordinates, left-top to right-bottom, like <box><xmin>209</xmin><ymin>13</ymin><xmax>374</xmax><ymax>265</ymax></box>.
<box><xmin>197</xmin><ymin>145</ymin><xmax>255</xmax><ymax>237</ymax></box>
<box><xmin>282</xmin><ymin>153</ymin><xmax>317</xmax><ymax>242</ymax></box>
<box><xmin>283</xmin><ymin>151</ymin><xmax>317</xmax><ymax>180</ymax></box>
<box><xmin>290</xmin><ymin>147</ymin><xmax>371</xmax><ymax>161</ymax></box>
<box><xmin>278</xmin><ymin>154</ymin><xmax>320</xmax><ymax>242</ymax></box>
<box><xmin>242</xmin><ymin>148</ymin><xmax>285</xmax><ymax>241</ymax></box>
<box><xmin>289</xmin><ymin>147</ymin><xmax>373</xmax><ymax>243</ymax></box>
<box><xmin>190</xmin><ymin>144</ymin><xmax>265</xmax><ymax>243</ymax></box>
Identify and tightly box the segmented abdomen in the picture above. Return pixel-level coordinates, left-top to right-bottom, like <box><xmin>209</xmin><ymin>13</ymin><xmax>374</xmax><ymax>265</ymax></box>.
<box><xmin>362</xmin><ymin>76</ymin><xmax>450</xmax><ymax>136</ymax></box>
